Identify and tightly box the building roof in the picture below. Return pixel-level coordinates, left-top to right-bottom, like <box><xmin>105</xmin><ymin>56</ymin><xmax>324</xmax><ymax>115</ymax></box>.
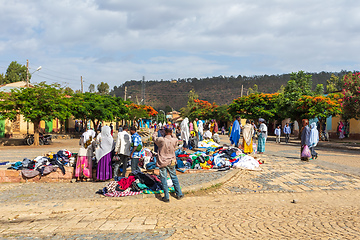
<box><xmin>0</xmin><ymin>81</ymin><xmax>32</xmax><ymax>92</ymax></box>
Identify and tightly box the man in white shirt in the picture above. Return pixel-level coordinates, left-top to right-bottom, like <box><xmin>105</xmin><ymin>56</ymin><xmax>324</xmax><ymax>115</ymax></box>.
<box><xmin>114</xmin><ymin>126</ymin><xmax>131</xmax><ymax>177</ymax></box>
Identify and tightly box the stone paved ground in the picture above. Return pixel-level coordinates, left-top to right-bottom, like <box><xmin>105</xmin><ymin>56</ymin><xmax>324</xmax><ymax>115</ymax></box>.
<box><xmin>1</xmin><ymin>137</ymin><xmax>360</xmax><ymax>239</ymax></box>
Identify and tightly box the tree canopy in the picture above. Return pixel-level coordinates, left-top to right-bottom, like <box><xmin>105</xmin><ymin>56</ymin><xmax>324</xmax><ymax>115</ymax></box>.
<box><xmin>3</xmin><ymin>61</ymin><xmax>28</xmax><ymax>84</ymax></box>
<box><xmin>0</xmin><ymin>82</ymin><xmax>71</xmax><ymax>145</ymax></box>
<box><xmin>342</xmin><ymin>72</ymin><xmax>360</xmax><ymax>120</ymax></box>
<box><xmin>228</xmin><ymin>93</ymin><xmax>281</xmax><ymax>122</ymax></box>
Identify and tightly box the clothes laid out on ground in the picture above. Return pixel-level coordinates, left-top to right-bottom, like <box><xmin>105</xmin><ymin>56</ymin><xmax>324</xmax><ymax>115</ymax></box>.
<box><xmin>175</xmin><ymin>145</ymin><xmax>262</xmax><ymax>171</ymax></box>
<box><xmin>197</xmin><ymin>139</ymin><xmax>221</xmax><ymax>148</ymax></box>
<box><xmin>7</xmin><ymin>149</ymin><xmax>75</xmax><ymax>178</ymax></box>
<box><xmin>97</xmin><ymin>170</ymin><xmax>177</xmax><ymax>197</ymax></box>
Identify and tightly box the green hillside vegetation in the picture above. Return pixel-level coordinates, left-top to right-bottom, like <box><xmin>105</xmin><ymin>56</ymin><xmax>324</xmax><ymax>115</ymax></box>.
<box><xmin>110</xmin><ymin>70</ymin><xmax>349</xmax><ymax>111</ymax></box>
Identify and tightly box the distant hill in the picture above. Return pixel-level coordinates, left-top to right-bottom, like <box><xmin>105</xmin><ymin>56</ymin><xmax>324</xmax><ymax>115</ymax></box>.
<box><xmin>110</xmin><ymin>71</ymin><xmax>348</xmax><ymax>111</ymax></box>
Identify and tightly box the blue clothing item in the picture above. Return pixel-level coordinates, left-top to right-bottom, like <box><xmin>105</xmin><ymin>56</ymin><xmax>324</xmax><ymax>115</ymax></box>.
<box><xmin>131</xmin><ymin>132</ymin><xmax>143</xmax><ymax>157</ymax></box>
<box><xmin>274</xmin><ymin>128</ymin><xmax>281</xmax><ymax>136</ymax></box>
<box><xmin>159</xmin><ymin>165</ymin><xmax>183</xmax><ymax>200</ymax></box>
<box><xmin>257</xmin><ymin>135</ymin><xmax>266</xmax><ymax>153</ymax></box>
<box><xmin>283</xmin><ymin>126</ymin><xmax>291</xmax><ymax>134</ymax></box>
<box><xmin>230</xmin><ymin>120</ymin><xmax>241</xmax><ymax>146</ymax></box>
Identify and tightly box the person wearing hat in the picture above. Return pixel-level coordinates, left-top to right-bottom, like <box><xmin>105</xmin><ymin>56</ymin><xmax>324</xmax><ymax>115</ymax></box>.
<box><xmin>257</xmin><ymin>118</ymin><xmax>268</xmax><ymax>154</ymax></box>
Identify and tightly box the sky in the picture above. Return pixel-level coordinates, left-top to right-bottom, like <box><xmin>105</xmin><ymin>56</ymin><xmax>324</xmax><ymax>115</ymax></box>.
<box><xmin>1</xmin><ymin>0</ymin><xmax>360</xmax><ymax>91</ymax></box>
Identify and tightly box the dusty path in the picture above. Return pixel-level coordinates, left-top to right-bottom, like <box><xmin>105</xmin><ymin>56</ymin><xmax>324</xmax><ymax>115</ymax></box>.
<box><xmin>1</xmin><ymin>135</ymin><xmax>360</xmax><ymax>239</ymax></box>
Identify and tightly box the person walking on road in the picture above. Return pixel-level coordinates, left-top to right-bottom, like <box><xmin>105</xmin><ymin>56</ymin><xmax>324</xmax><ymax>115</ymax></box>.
<box><xmin>152</xmin><ymin>128</ymin><xmax>184</xmax><ymax>203</ymax></box>
<box><xmin>300</xmin><ymin>119</ymin><xmax>311</xmax><ymax>161</ymax></box>
<box><xmin>309</xmin><ymin>122</ymin><xmax>319</xmax><ymax>160</ymax></box>
<box><xmin>130</xmin><ymin>126</ymin><xmax>143</xmax><ymax>172</ymax></box>
<box><xmin>114</xmin><ymin>126</ymin><xmax>131</xmax><ymax>177</ymax></box>
<box><xmin>274</xmin><ymin>125</ymin><xmax>281</xmax><ymax>144</ymax></box>
<box><xmin>283</xmin><ymin>123</ymin><xmax>291</xmax><ymax>144</ymax></box>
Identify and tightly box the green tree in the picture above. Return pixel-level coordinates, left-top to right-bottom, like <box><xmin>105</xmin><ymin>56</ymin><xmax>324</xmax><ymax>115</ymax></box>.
<box><xmin>0</xmin><ymin>83</ymin><xmax>72</xmax><ymax>145</ymax></box>
<box><xmin>5</xmin><ymin>61</ymin><xmax>28</xmax><ymax>84</ymax></box>
<box><xmin>280</xmin><ymin>71</ymin><xmax>314</xmax><ymax>130</ymax></box>
<box><xmin>228</xmin><ymin>93</ymin><xmax>281</xmax><ymax>122</ymax></box>
<box><xmin>247</xmin><ymin>84</ymin><xmax>259</xmax><ymax>94</ymax></box>
<box><xmin>63</xmin><ymin>87</ymin><xmax>74</xmax><ymax>95</ymax></box>
<box><xmin>71</xmin><ymin>93</ymin><xmax>128</xmax><ymax>131</ymax></box>
<box><xmin>0</xmin><ymin>73</ymin><xmax>5</xmax><ymax>85</ymax></box>
<box><xmin>342</xmin><ymin>72</ymin><xmax>360</xmax><ymax>120</ymax></box>
<box><xmin>314</xmin><ymin>84</ymin><xmax>324</xmax><ymax>96</ymax></box>
<box><xmin>97</xmin><ymin>82</ymin><xmax>109</xmax><ymax>95</ymax></box>
<box><xmin>180</xmin><ymin>89</ymin><xmax>198</xmax><ymax>117</ymax></box>
<box><xmin>294</xmin><ymin>95</ymin><xmax>342</xmax><ymax>128</ymax></box>
<box><xmin>326</xmin><ymin>73</ymin><xmax>344</xmax><ymax>93</ymax></box>
<box><xmin>89</xmin><ymin>84</ymin><xmax>95</xmax><ymax>93</ymax></box>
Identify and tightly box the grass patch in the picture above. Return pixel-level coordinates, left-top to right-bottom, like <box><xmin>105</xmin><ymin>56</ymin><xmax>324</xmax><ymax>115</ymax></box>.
<box><xmin>183</xmin><ymin>183</ymin><xmax>224</xmax><ymax>197</ymax></box>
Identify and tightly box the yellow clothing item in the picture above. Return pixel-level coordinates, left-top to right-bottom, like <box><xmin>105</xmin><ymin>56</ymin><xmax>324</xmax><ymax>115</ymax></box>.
<box><xmin>243</xmin><ymin>138</ymin><xmax>253</xmax><ymax>154</ymax></box>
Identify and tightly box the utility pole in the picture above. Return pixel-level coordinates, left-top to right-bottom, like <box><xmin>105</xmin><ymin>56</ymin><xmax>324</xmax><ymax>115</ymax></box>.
<box><xmin>26</xmin><ymin>59</ymin><xmax>29</xmax><ymax>87</ymax></box>
<box><xmin>241</xmin><ymin>85</ymin><xmax>243</xmax><ymax>97</ymax></box>
<box><xmin>142</xmin><ymin>76</ymin><xmax>145</xmax><ymax>105</ymax></box>
<box><xmin>81</xmin><ymin>76</ymin><xmax>83</xmax><ymax>93</ymax></box>
<box><xmin>124</xmin><ymin>86</ymin><xmax>127</xmax><ymax>100</ymax></box>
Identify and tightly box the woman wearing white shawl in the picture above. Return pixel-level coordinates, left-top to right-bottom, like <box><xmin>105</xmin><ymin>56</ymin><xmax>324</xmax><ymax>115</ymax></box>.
<box><xmin>180</xmin><ymin>117</ymin><xmax>190</xmax><ymax>148</ymax></box>
<box><xmin>242</xmin><ymin>120</ymin><xmax>254</xmax><ymax>154</ymax></box>
<box><xmin>95</xmin><ymin>126</ymin><xmax>114</xmax><ymax>181</ymax></box>
<box><xmin>309</xmin><ymin>122</ymin><xmax>319</xmax><ymax>159</ymax></box>
<box><xmin>75</xmin><ymin>129</ymin><xmax>96</xmax><ymax>181</ymax></box>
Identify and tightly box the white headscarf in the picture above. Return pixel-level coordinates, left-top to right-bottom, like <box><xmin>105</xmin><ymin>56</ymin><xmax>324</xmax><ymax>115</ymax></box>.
<box><xmin>309</xmin><ymin>122</ymin><xmax>319</xmax><ymax>147</ymax></box>
<box><xmin>180</xmin><ymin>117</ymin><xmax>190</xmax><ymax>143</ymax></box>
<box><xmin>95</xmin><ymin>126</ymin><xmax>114</xmax><ymax>161</ymax></box>
<box><xmin>87</xmin><ymin>129</ymin><xmax>96</xmax><ymax>139</ymax></box>
<box><xmin>198</xmin><ymin>120</ymin><xmax>204</xmax><ymax>135</ymax></box>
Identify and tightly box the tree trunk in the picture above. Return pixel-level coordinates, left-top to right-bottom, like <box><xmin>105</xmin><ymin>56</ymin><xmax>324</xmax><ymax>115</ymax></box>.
<box><xmin>33</xmin><ymin>120</ymin><xmax>40</xmax><ymax>146</ymax></box>
<box><xmin>296</xmin><ymin>118</ymin><xmax>302</xmax><ymax>140</ymax></box>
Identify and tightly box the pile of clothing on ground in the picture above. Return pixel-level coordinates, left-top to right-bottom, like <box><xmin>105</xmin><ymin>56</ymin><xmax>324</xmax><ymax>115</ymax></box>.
<box><xmin>175</xmin><ymin>146</ymin><xmax>262</xmax><ymax>171</ymax></box>
<box><xmin>197</xmin><ymin>139</ymin><xmax>221</xmax><ymax>148</ymax></box>
<box><xmin>97</xmin><ymin>170</ymin><xmax>177</xmax><ymax>197</ymax></box>
<box><xmin>7</xmin><ymin>149</ymin><xmax>76</xmax><ymax>178</ymax></box>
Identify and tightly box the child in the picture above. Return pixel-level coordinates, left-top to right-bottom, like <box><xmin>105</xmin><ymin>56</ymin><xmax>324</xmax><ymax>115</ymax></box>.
<box><xmin>274</xmin><ymin>125</ymin><xmax>281</xmax><ymax>144</ymax></box>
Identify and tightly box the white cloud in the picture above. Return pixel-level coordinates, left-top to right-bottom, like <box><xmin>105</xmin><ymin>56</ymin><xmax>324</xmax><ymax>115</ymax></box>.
<box><xmin>1</xmin><ymin>0</ymin><xmax>360</xmax><ymax>90</ymax></box>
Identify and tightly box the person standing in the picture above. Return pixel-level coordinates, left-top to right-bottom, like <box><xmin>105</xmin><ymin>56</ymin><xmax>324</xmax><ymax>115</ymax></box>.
<box><xmin>213</xmin><ymin>120</ymin><xmax>219</xmax><ymax>134</ymax></box>
<box><xmin>180</xmin><ymin>117</ymin><xmax>190</xmax><ymax>148</ymax></box>
<box><xmin>309</xmin><ymin>122</ymin><xmax>319</xmax><ymax>159</ymax></box>
<box><xmin>95</xmin><ymin>126</ymin><xmax>114</xmax><ymax>181</ymax></box>
<box><xmin>110</xmin><ymin>123</ymin><xmax>114</xmax><ymax>136</ymax></box>
<box><xmin>300</xmin><ymin>119</ymin><xmax>311</xmax><ymax>161</ymax></box>
<box><xmin>257</xmin><ymin>118</ymin><xmax>268</xmax><ymax>154</ymax></box>
<box><xmin>193</xmin><ymin>118</ymin><xmax>198</xmax><ymax>139</ymax></box>
<box><xmin>152</xmin><ymin>128</ymin><xmax>183</xmax><ymax>202</ymax></box>
<box><xmin>198</xmin><ymin>119</ymin><xmax>203</xmax><ymax>141</ymax></box>
<box><xmin>274</xmin><ymin>125</ymin><xmax>281</xmax><ymax>144</ymax></box>
<box><xmin>283</xmin><ymin>123</ymin><xmax>291</xmax><ymax>144</ymax></box>
<box><xmin>242</xmin><ymin>119</ymin><xmax>254</xmax><ymax>154</ymax></box>
<box><xmin>75</xmin><ymin>129</ymin><xmax>96</xmax><ymax>181</ymax></box>
<box><xmin>230</xmin><ymin>116</ymin><xmax>241</xmax><ymax>147</ymax></box>
<box><xmin>129</xmin><ymin>126</ymin><xmax>143</xmax><ymax>172</ymax></box>
<box><xmin>114</xmin><ymin>126</ymin><xmax>131</xmax><ymax>177</ymax></box>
